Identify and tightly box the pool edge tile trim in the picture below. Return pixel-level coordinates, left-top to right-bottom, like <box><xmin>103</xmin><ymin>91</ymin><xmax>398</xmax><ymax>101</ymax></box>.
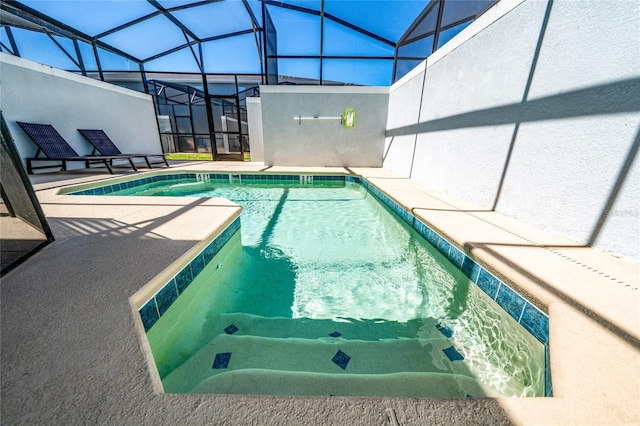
<box><xmin>361</xmin><ymin>179</ymin><xmax>549</xmax><ymax>341</ymax></box>
<box><xmin>137</xmin><ymin>216</ymin><xmax>240</xmax><ymax>332</ymax></box>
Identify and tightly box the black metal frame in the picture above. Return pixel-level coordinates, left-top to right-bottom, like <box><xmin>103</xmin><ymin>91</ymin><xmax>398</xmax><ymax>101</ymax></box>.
<box><xmin>150</xmin><ymin>76</ymin><xmax>256</xmax><ymax>160</ymax></box>
<box><xmin>1</xmin><ymin>0</ymin><xmax>498</xmax><ymax>86</ymax></box>
<box><xmin>26</xmin><ymin>156</ymin><xmax>122</xmax><ymax>174</ymax></box>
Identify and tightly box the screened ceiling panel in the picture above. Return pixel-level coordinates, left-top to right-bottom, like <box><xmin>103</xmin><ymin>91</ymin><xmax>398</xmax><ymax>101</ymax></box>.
<box><xmin>99</xmin><ymin>14</ymin><xmax>188</xmax><ymax>60</ymax></box>
<box><xmin>76</xmin><ymin>40</ymin><xmax>99</xmax><ymax>71</ymax></box>
<box><xmin>245</xmin><ymin>0</ymin><xmax>265</xmax><ymax>27</ymax></box>
<box><xmin>398</xmin><ymin>35</ymin><xmax>435</xmax><ymax>58</ymax></box>
<box><xmin>201</xmin><ymin>34</ymin><xmax>262</xmax><ymax>73</ymax></box>
<box><xmin>323</xmin><ymin>20</ymin><xmax>394</xmax><ymax>57</ymax></box>
<box><xmin>322</xmin><ymin>58</ymin><xmax>393</xmax><ymax>86</ymax></box>
<box><xmin>394</xmin><ymin>59</ymin><xmax>424</xmax><ymax>81</ymax></box>
<box><xmin>403</xmin><ymin>3</ymin><xmax>440</xmax><ymax>42</ymax></box>
<box><xmin>144</xmin><ymin>46</ymin><xmax>202</xmax><ymax>72</ymax></box>
<box><xmin>156</xmin><ymin>0</ymin><xmax>208</xmax><ymax>8</ymax></box>
<box><xmin>278</xmin><ymin>58</ymin><xmax>320</xmax><ymax>80</ymax></box>
<box><xmin>441</xmin><ymin>0</ymin><xmax>491</xmax><ymax>27</ymax></box>
<box><xmin>281</xmin><ymin>0</ymin><xmax>322</xmax><ymax>10</ymax></box>
<box><xmin>267</xmin><ymin>5</ymin><xmax>321</xmax><ymax>56</ymax></box>
<box><xmin>18</xmin><ymin>0</ymin><xmax>158</xmax><ymax>37</ymax></box>
<box><xmin>97</xmin><ymin>46</ymin><xmax>138</xmax><ymax>71</ymax></box>
<box><xmin>2</xmin><ymin>0</ymin><xmax>498</xmax><ymax>86</ymax></box>
<box><xmin>323</xmin><ymin>0</ymin><xmax>428</xmax><ymax>42</ymax></box>
<box><xmin>0</xmin><ymin>28</ymin><xmax>15</xmax><ymax>54</ymax></box>
<box><xmin>170</xmin><ymin>1</ymin><xmax>254</xmax><ymax>39</ymax></box>
<box><xmin>51</xmin><ymin>35</ymin><xmax>77</xmax><ymax>59</ymax></box>
<box><xmin>10</xmin><ymin>27</ymin><xmax>79</xmax><ymax>71</ymax></box>
<box><xmin>437</xmin><ymin>20</ymin><xmax>473</xmax><ymax>48</ymax></box>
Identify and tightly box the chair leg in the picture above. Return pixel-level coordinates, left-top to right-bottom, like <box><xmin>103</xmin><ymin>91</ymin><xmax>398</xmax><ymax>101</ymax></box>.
<box><xmin>143</xmin><ymin>157</ymin><xmax>151</xmax><ymax>168</ymax></box>
<box><xmin>103</xmin><ymin>160</ymin><xmax>113</xmax><ymax>174</ymax></box>
<box><xmin>128</xmin><ymin>158</ymin><xmax>138</xmax><ymax>171</ymax></box>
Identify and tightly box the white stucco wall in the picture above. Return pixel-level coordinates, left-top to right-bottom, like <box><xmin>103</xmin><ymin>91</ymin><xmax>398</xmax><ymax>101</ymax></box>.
<box><xmin>246</xmin><ymin>97</ymin><xmax>264</xmax><ymax>162</ymax></box>
<box><xmin>0</xmin><ymin>53</ymin><xmax>162</xmax><ymax>170</ymax></box>
<box><xmin>260</xmin><ymin>85</ymin><xmax>388</xmax><ymax>167</ymax></box>
<box><xmin>384</xmin><ymin>0</ymin><xmax>640</xmax><ymax>263</ymax></box>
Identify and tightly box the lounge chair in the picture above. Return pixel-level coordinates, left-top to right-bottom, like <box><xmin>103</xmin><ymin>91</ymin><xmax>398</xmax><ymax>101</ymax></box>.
<box><xmin>16</xmin><ymin>122</ymin><xmax>137</xmax><ymax>174</ymax></box>
<box><xmin>78</xmin><ymin>129</ymin><xmax>169</xmax><ymax>168</ymax></box>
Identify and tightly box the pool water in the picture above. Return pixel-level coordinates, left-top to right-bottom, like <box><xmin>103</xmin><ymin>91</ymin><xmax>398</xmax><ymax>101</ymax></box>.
<box><xmin>125</xmin><ymin>178</ymin><xmax>545</xmax><ymax>397</ymax></box>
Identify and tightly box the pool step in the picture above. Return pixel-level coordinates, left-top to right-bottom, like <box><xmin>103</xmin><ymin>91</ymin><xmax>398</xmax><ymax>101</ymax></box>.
<box><xmin>202</xmin><ymin>312</ymin><xmax>451</xmax><ymax>341</ymax></box>
<box><xmin>191</xmin><ymin>369</ymin><xmax>505</xmax><ymax>398</ymax></box>
<box><xmin>154</xmin><ymin>312</ymin><xmax>456</xmax><ymax>378</ymax></box>
<box><xmin>161</xmin><ymin>334</ymin><xmax>522</xmax><ymax>396</ymax></box>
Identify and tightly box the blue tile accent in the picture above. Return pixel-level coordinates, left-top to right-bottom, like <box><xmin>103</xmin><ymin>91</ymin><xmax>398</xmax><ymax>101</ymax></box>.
<box><xmin>138</xmin><ymin>216</ymin><xmax>240</xmax><ymax>330</ymax></box>
<box><xmin>328</xmin><ymin>331</ymin><xmax>342</xmax><ymax>337</ymax></box>
<box><xmin>443</xmin><ymin>346</ymin><xmax>464</xmax><ymax>361</ymax></box>
<box><xmin>224</xmin><ymin>324</ymin><xmax>239</xmax><ymax>335</ymax></box>
<box><xmin>520</xmin><ymin>304</ymin><xmax>549</xmax><ymax>344</ymax></box>
<box><xmin>544</xmin><ymin>343</ymin><xmax>553</xmax><ymax>396</ymax></box>
<box><xmin>415</xmin><ymin>220</ymin><xmax>432</xmax><ymax>241</ymax></box>
<box><xmin>436</xmin><ymin>323</ymin><xmax>454</xmax><ymax>338</ymax></box>
<box><xmin>155</xmin><ymin>281</ymin><xmax>178</xmax><ymax>315</ymax></box>
<box><xmin>212</xmin><ymin>352</ymin><xmax>232</xmax><ymax>369</ymax></box>
<box><xmin>437</xmin><ymin>236</ymin><xmax>451</xmax><ymax>257</ymax></box>
<box><xmin>461</xmin><ymin>257</ymin><xmax>481</xmax><ymax>282</ymax></box>
<box><xmin>202</xmin><ymin>240</ymin><xmax>217</xmax><ymax>264</ymax></box>
<box><xmin>495</xmin><ymin>284</ymin><xmax>527</xmax><ymax>322</ymax></box>
<box><xmin>448</xmin><ymin>247</ymin><xmax>465</xmax><ymax>270</ymax></box>
<box><xmin>476</xmin><ymin>269</ymin><xmax>500</xmax><ymax>299</ymax></box>
<box><xmin>139</xmin><ymin>299</ymin><xmax>159</xmax><ymax>332</ymax></box>
<box><xmin>332</xmin><ymin>350</ymin><xmax>351</xmax><ymax>370</ymax></box>
<box><xmin>174</xmin><ymin>265</ymin><xmax>193</xmax><ymax>294</ymax></box>
<box><xmin>190</xmin><ymin>253</ymin><xmax>205</xmax><ymax>279</ymax></box>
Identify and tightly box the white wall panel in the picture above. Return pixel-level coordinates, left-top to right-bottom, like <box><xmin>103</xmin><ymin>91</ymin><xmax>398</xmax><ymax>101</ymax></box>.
<box><xmin>384</xmin><ymin>0</ymin><xmax>640</xmax><ymax>262</ymax></box>
<box><xmin>1</xmin><ymin>53</ymin><xmax>162</xmax><ymax>170</ymax></box>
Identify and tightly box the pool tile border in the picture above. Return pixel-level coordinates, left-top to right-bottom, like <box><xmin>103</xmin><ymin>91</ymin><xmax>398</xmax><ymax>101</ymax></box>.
<box><xmin>91</xmin><ymin>172</ymin><xmax>550</xmax><ymax>395</ymax></box>
<box><xmin>355</xmin><ymin>177</ymin><xmax>549</xmax><ymax>344</ymax></box>
<box><xmin>68</xmin><ymin>172</ymin><xmax>348</xmax><ymax>195</ymax></box>
<box><xmin>138</xmin><ymin>216</ymin><xmax>240</xmax><ymax>332</ymax></box>
<box><xmin>357</xmin><ymin>175</ymin><xmax>553</xmax><ymax>397</ymax></box>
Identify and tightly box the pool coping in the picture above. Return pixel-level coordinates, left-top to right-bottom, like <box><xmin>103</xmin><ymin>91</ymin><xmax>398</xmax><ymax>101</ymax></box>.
<box><xmin>2</xmin><ymin>162</ymin><xmax>638</xmax><ymax>425</ymax></box>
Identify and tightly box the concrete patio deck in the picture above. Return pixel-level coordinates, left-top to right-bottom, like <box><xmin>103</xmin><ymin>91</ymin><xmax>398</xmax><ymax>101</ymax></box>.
<box><xmin>1</xmin><ymin>162</ymin><xmax>638</xmax><ymax>425</ymax></box>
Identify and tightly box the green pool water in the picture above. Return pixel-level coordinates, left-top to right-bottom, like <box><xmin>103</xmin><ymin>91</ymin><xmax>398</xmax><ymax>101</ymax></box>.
<box><xmin>131</xmin><ymin>178</ymin><xmax>544</xmax><ymax>397</ymax></box>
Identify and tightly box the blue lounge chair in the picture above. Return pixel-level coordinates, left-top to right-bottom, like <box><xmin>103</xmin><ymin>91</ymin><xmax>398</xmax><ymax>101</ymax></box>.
<box><xmin>17</xmin><ymin>122</ymin><xmax>137</xmax><ymax>174</ymax></box>
<box><xmin>78</xmin><ymin>129</ymin><xmax>169</xmax><ymax>168</ymax></box>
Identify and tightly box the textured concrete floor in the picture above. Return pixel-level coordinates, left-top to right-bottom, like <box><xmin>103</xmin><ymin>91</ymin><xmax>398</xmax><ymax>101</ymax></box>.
<box><xmin>0</xmin><ymin>215</ymin><xmax>48</xmax><ymax>273</ymax></box>
<box><xmin>1</xmin><ymin>162</ymin><xmax>638</xmax><ymax>425</ymax></box>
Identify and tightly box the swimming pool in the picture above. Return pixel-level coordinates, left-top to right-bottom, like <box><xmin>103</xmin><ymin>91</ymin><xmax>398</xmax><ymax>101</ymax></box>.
<box><xmin>70</xmin><ymin>172</ymin><xmax>550</xmax><ymax>398</ymax></box>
